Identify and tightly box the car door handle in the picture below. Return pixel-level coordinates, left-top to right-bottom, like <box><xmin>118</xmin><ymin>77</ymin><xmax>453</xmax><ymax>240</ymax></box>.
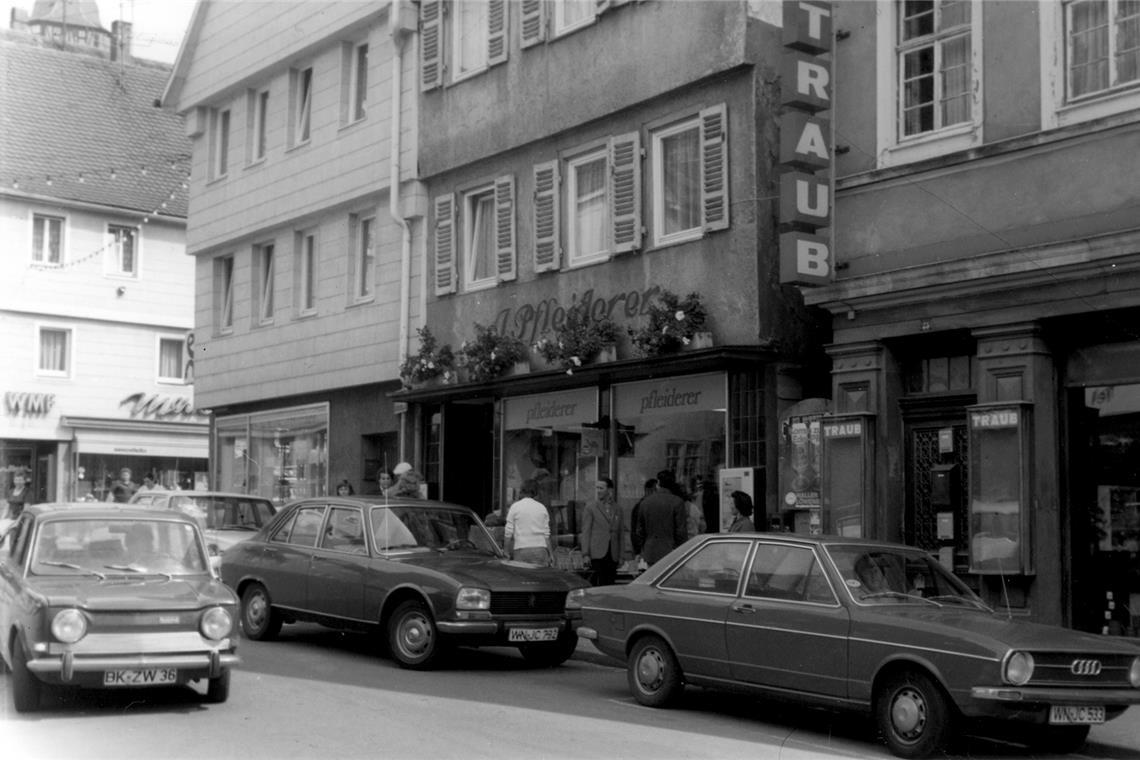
<box><xmin>732</xmin><ymin>602</ymin><xmax>757</xmax><ymax>614</ymax></box>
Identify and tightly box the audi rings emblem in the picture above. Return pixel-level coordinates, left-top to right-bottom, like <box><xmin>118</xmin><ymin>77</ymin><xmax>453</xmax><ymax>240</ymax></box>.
<box><xmin>1070</xmin><ymin>659</ymin><xmax>1102</xmax><ymax>676</ymax></box>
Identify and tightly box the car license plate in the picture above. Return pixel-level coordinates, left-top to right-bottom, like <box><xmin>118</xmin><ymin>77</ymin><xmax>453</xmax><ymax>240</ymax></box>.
<box><xmin>508</xmin><ymin>627</ymin><xmax>558</xmax><ymax>642</ymax></box>
<box><xmin>103</xmin><ymin>668</ymin><xmax>178</xmax><ymax>686</ymax></box>
<box><xmin>1049</xmin><ymin>705</ymin><xmax>1105</xmax><ymax>725</ymax></box>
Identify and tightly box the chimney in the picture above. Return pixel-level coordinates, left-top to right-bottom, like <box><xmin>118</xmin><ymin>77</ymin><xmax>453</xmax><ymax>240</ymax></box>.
<box><xmin>111</xmin><ymin>20</ymin><xmax>132</xmax><ymax>62</ymax></box>
<box><xmin>10</xmin><ymin>8</ymin><xmax>30</xmax><ymax>32</ymax></box>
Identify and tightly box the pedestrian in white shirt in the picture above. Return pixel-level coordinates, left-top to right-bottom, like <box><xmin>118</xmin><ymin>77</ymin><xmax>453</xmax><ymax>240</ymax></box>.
<box><xmin>505</xmin><ymin>479</ymin><xmax>552</xmax><ymax>566</ymax></box>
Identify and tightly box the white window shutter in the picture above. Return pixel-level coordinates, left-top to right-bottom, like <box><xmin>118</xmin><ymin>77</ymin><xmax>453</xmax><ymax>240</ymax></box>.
<box><xmin>521</xmin><ymin>0</ymin><xmax>545</xmax><ymax>49</ymax></box>
<box><xmin>433</xmin><ymin>194</ymin><xmax>457</xmax><ymax>295</ymax></box>
<box><xmin>495</xmin><ymin>175</ymin><xmax>517</xmax><ymax>282</ymax></box>
<box><xmin>610</xmin><ymin>131</ymin><xmax>642</xmax><ymax>254</ymax></box>
<box><xmin>488</xmin><ymin>0</ymin><xmax>508</xmax><ymax>66</ymax></box>
<box><xmin>420</xmin><ymin>0</ymin><xmax>443</xmax><ymax>91</ymax></box>
<box><xmin>700</xmin><ymin>103</ymin><xmax>729</xmax><ymax>231</ymax></box>
<box><xmin>533</xmin><ymin>160</ymin><xmax>561</xmax><ymax>272</ymax></box>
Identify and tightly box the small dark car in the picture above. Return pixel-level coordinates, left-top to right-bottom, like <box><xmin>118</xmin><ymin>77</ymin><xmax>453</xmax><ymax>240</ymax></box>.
<box><xmin>0</xmin><ymin>503</ymin><xmax>240</xmax><ymax>712</ymax></box>
<box><xmin>220</xmin><ymin>496</ymin><xmax>588</xmax><ymax>669</ymax></box>
<box><xmin>573</xmin><ymin>533</ymin><xmax>1140</xmax><ymax>759</ymax></box>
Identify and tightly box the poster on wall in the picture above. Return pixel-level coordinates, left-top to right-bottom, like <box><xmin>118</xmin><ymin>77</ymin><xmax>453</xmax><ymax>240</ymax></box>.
<box><xmin>718</xmin><ymin>467</ymin><xmax>754</xmax><ymax>533</ymax></box>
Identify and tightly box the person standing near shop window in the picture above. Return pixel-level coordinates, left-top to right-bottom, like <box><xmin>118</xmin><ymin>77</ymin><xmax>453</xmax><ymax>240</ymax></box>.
<box><xmin>727</xmin><ymin>490</ymin><xmax>756</xmax><ymax>533</ymax></box>
<box><xmin>580</xmin><ymin>477</ymin><xmax>622</xmax><ymax>586</ymax></box>
<box><xmin>635</xmin><ymin>471</ymin><xmax>688</xmax><ymax>566</ymax></box>
<box><xmin>505</xmin><ymin>479</ymin><xmax>553</xmax><ymax>566</ymax></box>
<box><xmin>5</xmin><ymin>469</ymin><xmax>31</xmax><ymax>519</ymax></box>
<box><xmin>107</xmin><ymin>467</ymin><xmax>139</xmax><ymax>503</ymax></box>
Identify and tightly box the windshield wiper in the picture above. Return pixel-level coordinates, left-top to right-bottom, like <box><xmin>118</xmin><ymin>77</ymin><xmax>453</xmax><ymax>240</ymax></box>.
<box><xmin>862</xmin><ymin>590</ymin><xmax>940</xmax><ymax>606</ymax></box>
<box><xmin>219</xmin><ymin>524</ymin><xmax>258</xmax><ymax>531</ymax></box>
<box><xmin>39</xmin><ymin>561</ymin><xmax>105</xmax><ymax>579</ymax></box>
<box><xmin>926</xmin><ymin>594</ymin><xmax>990</xmax><ymax>611</ymax></box>
<box><xmin>104</xmin><ymin>564</ymin><xmax>174</xmax><ymax>581</ymax></box>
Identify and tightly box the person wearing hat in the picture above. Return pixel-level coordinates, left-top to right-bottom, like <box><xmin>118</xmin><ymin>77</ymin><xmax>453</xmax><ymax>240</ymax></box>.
<box><xmin>388</xmin><ymin>462</ymin><xmax>425</xmax><ymax>498</ymax></box>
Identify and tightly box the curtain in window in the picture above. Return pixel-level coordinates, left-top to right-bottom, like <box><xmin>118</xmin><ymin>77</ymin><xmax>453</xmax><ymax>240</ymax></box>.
<box><xmin>574</xmin><ymin>158</ymin><xmax>606</xmax><ymax>258</ymax></box>
<box><xmin>39</xmin><ymin>330</ymin><xmax>67</xmax><ymax>372</ymax></box>
<box><xmin>34</xmin><ymin>216</ymin><xmax>62</xmax><ymax>263</ymax></box>
<box><xmin>1118</xmin><ymin>0</ymin><xmax>1140</xmax><ymax>84</ymax></box>
<box><xmin>359</xmin><ymin>219</ymin><xmax>374</xmax><ymax>297</ymax></box>
<box><xmin>940</xmin><ymin>34</ymin><xmax>971</xmax><ymax>126</ymax></box>
<box><xmin>160</xmin><ymin>340</ymin><xmax>184</xmax><ymax>379</ymax></box>
<box><xmin>112</xmin><ymin>227</ymin><xmax>135</xmax><ymax>273</ymax></box>
<box><xmin>470</xmin><ymin>194</ymin><xmax>495</xmax><ymax>281</ymax></box>
<box><xmin>1070</xmin><ymin>0</ymin><xmax>1109</xmax><ymax>97</ymax></box>
<box><xmin>455</xmin><ymin>0</ymin><xmax>488</xmax><ymax>75</ymax></box>
<box><xmin>661</xmin><ymin>127</ymin><xmax>700</xmax><ymax>235</ymax></box>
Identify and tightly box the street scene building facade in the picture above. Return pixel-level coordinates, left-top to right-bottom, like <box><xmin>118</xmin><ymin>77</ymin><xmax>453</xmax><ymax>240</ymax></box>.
<box><xmin>163</xmin><ymin>0</ymin><xmax>422</xmax><ymax>503</ymax></box>
<box><xmin>803</xmin><ymin>0</ymin><xmax>1140</xmax><ymax>637</ymax></box>
<box><xmin>0</xmin><ymin>3</ymin><xmax>205</xmax><ymax>505</ymax></box>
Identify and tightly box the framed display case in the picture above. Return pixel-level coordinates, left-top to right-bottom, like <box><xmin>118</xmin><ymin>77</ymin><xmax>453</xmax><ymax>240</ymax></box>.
<box><xmin>967</xmin><ymin>402</ymin><xmax>1033</xmax><ymax>575</ymax></box>
<box><xmin>820</xmin><ymin>413</ymin><xmax>875</xmax><ymax>537</ymax></box>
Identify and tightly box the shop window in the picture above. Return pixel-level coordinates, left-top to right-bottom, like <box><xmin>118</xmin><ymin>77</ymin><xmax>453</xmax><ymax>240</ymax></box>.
<box><xmin>37</xmin><ymin>326</ymin><xmax>71</xmax><ymax>377</ymax></box>
<box><xmin>157</xmin><ymin>337</ymin><xmax>187</xmax><ymax>384</ymax></box>
<box><xmin>214</xmin><ymin>404</ymin><xmax>329</xmax><ymax>504</ymax></box>
<box><xmin>107</xmin><ymin>224</ymin><xmax>138</xmax><ymax>277</ymax></box>
<box><xmin>32</xmin><ymin>213</ymin><xmax>64</xmax><ymax>265</ymax></box>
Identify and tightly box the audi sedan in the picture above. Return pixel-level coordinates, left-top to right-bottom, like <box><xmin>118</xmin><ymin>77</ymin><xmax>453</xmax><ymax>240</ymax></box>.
<box><xmin>220</xmin><ymin>496</ymin><xmax>587</xmax><ymax>669</ymax></box>
<box><xmin>573</xmin><ymin>533</ymin><xmax>1140</xmax><ymax>759</ymax></box>
<box><xmin>0</xmin><ymin>504</ymin><xmax>240</xmax><ymax>712</ymax></box>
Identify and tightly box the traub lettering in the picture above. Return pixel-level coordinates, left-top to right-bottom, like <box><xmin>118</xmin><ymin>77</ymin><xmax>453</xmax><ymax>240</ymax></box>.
<box><xmin>972</xmin><ymin>410</ymin><xmax>1019</xmax><ymax>428</ymax></box>
<box><xmin>823</xmin><ymin>422</ymin><xmax>862</xmax><ymax>437</ymax></box>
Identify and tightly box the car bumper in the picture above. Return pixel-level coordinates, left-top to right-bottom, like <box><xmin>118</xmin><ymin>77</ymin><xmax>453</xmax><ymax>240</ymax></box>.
<box><xmin>971</xmin><ymin>686</ymin><xmax>1140</xmax><ymax>705</ymax></box>
<box><xmin>28</xmin><ymin>650</ymin><xmax>240</xmax><ymax>682</ymax></box>
<box><xmin>437</xmin><ymin>617</ymin><xmax>574</xmax><ymax>638</ymax></box>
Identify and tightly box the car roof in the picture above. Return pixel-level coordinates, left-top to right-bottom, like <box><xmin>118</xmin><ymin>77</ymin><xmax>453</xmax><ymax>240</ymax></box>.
<box><xmin>283</xmin><ymin>496</ymin><xmax>474</xmax><ymax>511</ymax></box>
<box><xmin>22</xmin><ymin>502</ymin><xmax>202</xmax><ymax>523</ymax></box>
<box><xmin>131</xmin><ymin>490</ymin><xmax>274</xmax><ymax>501</ymax></box>
<box><xmin>697</xmin><ymin>532</ymin><xmax>932</xmax><ymax>552</ymax></box>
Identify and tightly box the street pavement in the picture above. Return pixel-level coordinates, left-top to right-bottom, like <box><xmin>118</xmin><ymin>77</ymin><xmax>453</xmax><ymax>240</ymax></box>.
<box><xmin>570</xmin><ymin>638</ymin><xmax>1140</xmax><ymax>759</ymax></box>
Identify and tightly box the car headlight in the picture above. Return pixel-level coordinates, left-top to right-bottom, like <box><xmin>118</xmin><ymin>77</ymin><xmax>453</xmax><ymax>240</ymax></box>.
<box><xmin>456</xmin><ymin>587</ymin><xmax>490</xmax><ymax>611</ymax></box>
<box><xmin>1004</xmin><ymin>651</ymin><xmax>1034</xmax><ymax>686</ymax></box>
<box><xmin>1130</xmin><ymin>656</ymin><xmax>1140</xmax><ymax>688</ymax></box>
<box><xmin>200</xmin><ymin>606</ymin><xmax>234</xmax><ymax>640</ymax></box>
<box><xmin>565</xmin><ymin>587</ymin><xmax>585</xmax><ymax>611</ymax></box>
<box><xmin>51</xmin><ymin>608</ymin><xmax>87</xmax><ymax>644</ymax></box>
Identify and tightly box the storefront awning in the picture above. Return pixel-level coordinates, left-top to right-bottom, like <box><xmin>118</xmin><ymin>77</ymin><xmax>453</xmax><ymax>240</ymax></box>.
<box><xmin>63</xmin><ymin>417</ymin><xmax>209</xmax><ymax>459</ymax></box>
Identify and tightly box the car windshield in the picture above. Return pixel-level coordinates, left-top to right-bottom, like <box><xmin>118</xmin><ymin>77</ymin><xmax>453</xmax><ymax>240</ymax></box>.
<box><xmin>31</xmin><ymin>518</ymin><xmax>208</xmax><ymax>577</ymax></box>
<box><xmin>170</xmin><ymin>496</ymin><xmax>274</xmax><ymax>532</ymax></box>
<box><xmin>826</xmin><ymin>544</ymin><xmax>989</xmax><ymax>609</ymax></box>
<box><xmin>370</xmin><ymin>506</ymin><xmax>500</xmax><ymax>556</ymax></box>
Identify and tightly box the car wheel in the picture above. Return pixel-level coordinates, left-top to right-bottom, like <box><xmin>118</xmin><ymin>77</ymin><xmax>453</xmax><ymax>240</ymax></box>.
<box><xmin>1019</xmin><ymin>725</ymin><xmax>1090</xmax><ymax>754</ymax></box>
<box><xmin>388</xmin><ymin>600</ymin><xmax>442</xmax><ymax>670</ymax></box>
<box><xmin>518</xmin><ymin>630</ymin><xmax>578</xmax><ymax>668</ymax></box>
<box><xmin>11</xmin><ymin>638</ymin><xmax>42</xmax><ymax>713</ymax></box>
<box><xmin>627</xmin><ymin>635</ymin><xmax>683</xmax><ymax>708</ymax></box>
<box><xmin>875</xmin><ymin>670</ymin><xmax>953</xmax><ymax>759</ymax></box>
<box><xmin>204</xmin><ymin>669</ymin><xmax>230</xmax><ymax>704</ymax></box>
<box><xmin>241</xmin><ymin>583</ymin><xmax>282</xmax><ymax>641</ymax></box>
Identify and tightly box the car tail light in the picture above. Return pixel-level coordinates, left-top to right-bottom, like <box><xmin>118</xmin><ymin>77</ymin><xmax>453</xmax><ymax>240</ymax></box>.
<box><xmin>456</xmin><ymin>587</ymin><xmax>490</xmax><ymax>610</ymax></box>
<box><xmin>51</xmin><ymin>609</ymin><xmax>88</xmax><ymax>644</ymax></box>
<box><xmin>1004</xmin><ymin>651</ymin><xmax>1034</xmax><ymax>686</ymax></box>
<box><xmin>1130</xmin><ymin>657</ymin><xmax>1140</xmax><ymax>688</ymax></box>
<box><xmin>200</xmin><ymin>607</ymin><xmax>234</xmax><ymax>640</ymax></box>
<box><xmin>565</xmin><ymin>588</ymin><xmax>585</xmax><ymax>611</ymax></box>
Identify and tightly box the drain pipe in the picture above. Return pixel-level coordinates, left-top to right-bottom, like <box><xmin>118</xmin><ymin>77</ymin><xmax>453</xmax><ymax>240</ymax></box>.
<box><xmin>389</xmin><ymin>1</ymin><xmax>415</xmax><ymax>460</ymax></box>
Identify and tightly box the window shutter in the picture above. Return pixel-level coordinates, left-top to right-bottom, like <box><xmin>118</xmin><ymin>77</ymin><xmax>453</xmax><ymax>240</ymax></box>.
<box><xmin>521</xmin><ymin>0</ymin><xmax>545</xmax><ymax>49</ymax></box>
<box><xmin>610</xmin><ymin>131</ymin><xmax>642</xmax><ymax>254</ymax></box>
<box><xmin>700</xmin><ymin>103</ymin><xmax>729</xmax><ymax>231</ymax></box>
<box><xmin>433</xmin><ymin>194</ymin><xmax>457</xmax><ymax>295</ymax></box>
<box><xmin>495</xmin><ymin>175</ymin><xmax>517</xmax><ymax>282</ymax></box>
<box><xmin>488</xmin><ymin>0</ymin><xmax>508</xmax><ymax>65</ymax></box>
<box><xmin>420</xmin><ymin>0</ymin><xmax>443</xmax><ymax>91</ymax></box>
<box><xmin>533</xmin><ymin>160</ymin><xmax>561</xmax><ymax>272</ymax></box>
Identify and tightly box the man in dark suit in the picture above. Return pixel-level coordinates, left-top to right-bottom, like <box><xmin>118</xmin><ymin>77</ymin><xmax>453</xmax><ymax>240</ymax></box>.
<box><xmin>634</xmin><ymin>471</ymin><xmax>687</xmax><ymax>566</ymax></box>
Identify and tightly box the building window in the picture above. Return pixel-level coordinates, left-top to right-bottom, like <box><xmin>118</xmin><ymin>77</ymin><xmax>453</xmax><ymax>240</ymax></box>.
<box><xmin>210</xmin><ymin>107</ymin><xmax>231</xmax><ymax>179</ymax></box>
<box><xmin>158</xmin><ymin>337</ymin><xmax>187</xmax><ymax>383</ymax></box>
<box><xmin>215</xmin><ymin>255</ymin><xmax>234</xmax><ymax>333</ymax></box>
<box><xmin>421</xmin><ymin>0</ymin><xmax>506</xmax><ymax>90</ymax></box>
<box><xmin>553</xmin><ymin>0</ymin><xmax>595</xmax><ymax>35</ymax></box>
<box><xmin>1067</xmin><ymin>0</ymin><xmax>1140</xmax><ymax>99</ymax></box>
<box><xmin>107</xmin><ymin>224</ymin><xmax>138</xmax><ymax>277</ymax></box>
<box><xmin>566</xmin><ymin>149</ymin><xmax>609</xmax><ymax>267</ymax></box>
<box><xmin>652</xmin><ymin>117</ymin><xmax>702</xmax><ymax>246</ymax></box>
<box><xmin>296</xmin><ymin>230</ymin><xmax>317</xmax><ymax>315</ymax></box>
<box><xmin>343</xmin><ymin>42</ymin><xmax>368</xmax><ymax>123</ymax></box>
<box><xmin>248</xmin><ymin>89</ymin><xmax>269</xmax><ymax>163</ymax></box>
<box><xmin>898</xmin><ymin>0</ymin><xmax>973</xmax><ymax>137</ymax></box>
<box><xmin>433</xmin><ymin>176</ymin><xmax>515</xmax><ymax>295</ymax></box>
<box><xmin>32</xmin><ymin>213</ymin><xmax>64</xmax><ymax>265</ymax></box>
<box><xmin>350</xmin><ymin>215</ymin><xmax>375</xmax><ymax>301</ymax></box>
<box><xmin>254</xmin><ymin>243</ymin><xmax>275</xmax><ymax>324</ymax></box>
<box><xmin>214</xmin><ymin>403</ymin><xmax>330</xmax><ymax>501</ymax></box>
<box><xmin>454</xmin><ymin>0</ymin><xmax>490</xmax><ymax>80</ymax></box>
<box><xmin>290</xmin><ymin>67</ymin><xmax>313</xmax><ymax>146</ymax></box>
<box><xmin>37</xmin><ymin>327</ymin><xmax>71</xmax><ymax>377</ymax></box>
<box><xmin>462</xmin><ymin>185</ymin><xmax>497</xmax><ymax>289</ymax></box>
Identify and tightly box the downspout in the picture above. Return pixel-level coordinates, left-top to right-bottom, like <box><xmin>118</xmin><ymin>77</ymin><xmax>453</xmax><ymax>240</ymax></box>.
<box><xmin>389</xmin><ymin>2</ymin><xmax>415</xmax><ymax>461</ymax></box>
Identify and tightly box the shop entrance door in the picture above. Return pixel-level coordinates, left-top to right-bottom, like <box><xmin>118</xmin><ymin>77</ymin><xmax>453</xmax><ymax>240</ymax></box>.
<box><xmin>441</xmin><ymin>402</ymin><xmax>495</xmax><ymax>516</ymax></box>
<box><xmin>902</xmin><ymin>402</ymin><xmax>971</xmax><ymax>573</ymax></box>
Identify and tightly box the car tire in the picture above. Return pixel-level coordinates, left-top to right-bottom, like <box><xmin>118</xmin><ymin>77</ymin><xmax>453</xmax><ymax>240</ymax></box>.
<box><xmin>627</xmin><ymin>634</ymin><xmax>683</xmax><ymax>708</ymax></box>
<box><xmin>204</xmin><ymin>669</ymin><xmax>231</xmax><ymax>704</ymax></box>
<box><xmin>241</xmin><ymin>583</ymin><xmax>282</xmax><ymax>641</ymax></box>
<box><xmin>875</xmin><ymin>670</ymin><xmax>954</xmax><ymax>759</ymax></box>
<box><xmin>11</xmin><ymin>638</ymin><xmax>42</xmax><ymax>713</ymax></box>
<box><xmin>388</xmin><ymin>600</ymin><xmax>442</xmax><ymax>670</ymax></box>
<box><xmin>518</xmin><ymin>630</ymin><xmax>578</xmax><ymax>668</ymax></box>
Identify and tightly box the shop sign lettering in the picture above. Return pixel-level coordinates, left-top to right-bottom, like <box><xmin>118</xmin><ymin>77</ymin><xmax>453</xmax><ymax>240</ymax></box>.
<box><xmin>823</xmin><ymin>421</ymin><xmax>862</xmax><ymax>438</ymax></box>
<box><xmin>492</xmin><ymin>286</ymin><xmax>661</xmax><ymax>346</ymax></box>
<box><xmin>525</xmin><ymin>400</ymin><xmax>580</xmax><ymax>425</ymax></box>
<box><xmin>4</xmin><ymin>391</ymin><xmax>56</xmax><ymax>417</ymax></box>
<box><xmin>120</xmin><ymin>392</ymin><xmax>204</xmax><ymax>419</ymax></box>
<box><xmin>971</xmin><ymin>410</ymin><xmax>1019</xmax><ymax>429</ymax></box>
<box><xmin>779</xmin><ymin>0</ymin><xmax>834</xmax><ymax>286</ymax></box>
<box><xmin>639</xmin><ymin>388</ymin><xmax>703</xmax><ymax>414</ymax></box>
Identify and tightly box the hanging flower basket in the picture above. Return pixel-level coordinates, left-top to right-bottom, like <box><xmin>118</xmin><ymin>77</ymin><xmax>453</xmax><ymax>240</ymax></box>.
<box><xmin>459</xmin><ymin>323</ymin><xmax>528</xmax><ymax>383</ymax></box>
<box><xmin>628</xmin><ymin>290</ymin><xmax>709</xmax><ymax>357</ymax></box>
<box><xmin>533</xmin><ymin>309</ymin><xmax>621</xmax><ymax>374</ymax></box>
<box><xmin>399</xmin><ymin>326</ymin><xmax>456</xmax><ymax>388</ymax></box>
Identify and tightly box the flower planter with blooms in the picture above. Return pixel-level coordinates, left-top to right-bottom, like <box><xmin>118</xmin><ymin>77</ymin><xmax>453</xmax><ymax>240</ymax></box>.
<box><xmin>628</xmin><ymin>290</ymin><xmax>709</xmax><ymax>357</ymax></box>
<box><xmin>533</xmin><ymin>310</ymin><xmax>621</xmax><ymax>374</ymax></box>
<box><xmin>400</xmin><ymin>326</ymin><xmax>456</xmax><ymax>388</ymax></box>
<box><xmin>460</xmin><ymin>323</ymin><xmax>528</xmax><ymax>382</ymax></box>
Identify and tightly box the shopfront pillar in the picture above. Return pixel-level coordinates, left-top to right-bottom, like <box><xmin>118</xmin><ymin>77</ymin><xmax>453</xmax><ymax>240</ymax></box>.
<box><xmin>972</xmin><ymin>323</ymin><xmax>1063</xmax><ymax>624</ymax></box>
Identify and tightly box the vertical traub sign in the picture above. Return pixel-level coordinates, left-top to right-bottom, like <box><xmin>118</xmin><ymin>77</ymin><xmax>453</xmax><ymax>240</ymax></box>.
<box><xmin>779</xmin><ymin>1</ymin><xmax>833</xmax><ymax>285</ymax></box>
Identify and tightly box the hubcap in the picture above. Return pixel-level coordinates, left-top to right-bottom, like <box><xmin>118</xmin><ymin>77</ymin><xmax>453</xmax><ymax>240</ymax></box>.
<box><xmin>399</xmin><ymin>614</ymin><xmax>432</xmax><ymax>655</ymax></box>
<box><xmin>891</xmin><ymin>687</ymin><xmax>927</xmax><ymax>738</ymax></box>
<box><xmin>247</xmin><ymin>593</ymin><xmax>266</xmax><ymax>628</ymax></box>
<box><xmin>637</xmin><ymin>649</ymin><xmax>664</xmax><ymax>691</ymax></box>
